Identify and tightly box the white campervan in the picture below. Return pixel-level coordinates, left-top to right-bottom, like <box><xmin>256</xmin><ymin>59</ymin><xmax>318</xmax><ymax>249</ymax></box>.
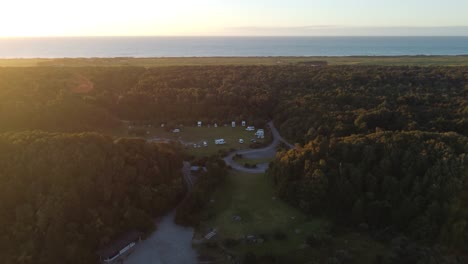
<box><xmin>255</xmin><ymin>129</ymin><xmax>265</xmax><ymax>139</ymax></box>
<box><xmin>215</xmin><ymin>139</ymin><xmax>226</xmax><ymax>145</ymax></box>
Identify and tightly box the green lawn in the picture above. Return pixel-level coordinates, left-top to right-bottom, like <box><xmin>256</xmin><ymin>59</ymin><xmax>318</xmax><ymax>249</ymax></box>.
<box><xmin>198</xmin><ymin>171</ymin><xmax>329</xmax><ymax>256</ymax></box>
<box><xmin>3</xmin><ymin>56</ymin><xmax>468</xmax><ymax>67</ymax></box>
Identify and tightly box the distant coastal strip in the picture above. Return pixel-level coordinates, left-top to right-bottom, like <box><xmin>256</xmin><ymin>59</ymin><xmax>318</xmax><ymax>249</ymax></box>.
<box><xmin>1</xmin><ymin>36</ymin><xmax>468</xmax><ymax>58</ymax></box>
<box><xmin>2</xmin><ymin>55</ymin><xmax>468</xmax><ymax>67</ymax></box>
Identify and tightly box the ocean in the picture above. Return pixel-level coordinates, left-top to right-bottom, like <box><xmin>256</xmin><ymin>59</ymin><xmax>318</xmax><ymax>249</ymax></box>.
<box><xmin>1</xmin><ymin>37</ymin><xmax>468</xmax><ymax>58</ymax></box>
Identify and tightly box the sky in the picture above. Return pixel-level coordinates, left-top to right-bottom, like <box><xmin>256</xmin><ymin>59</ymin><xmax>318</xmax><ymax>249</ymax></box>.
<box><xmin>1</xmin><ymin>0</ymin><xmax>468</xmax><ymax>37</ymax></box>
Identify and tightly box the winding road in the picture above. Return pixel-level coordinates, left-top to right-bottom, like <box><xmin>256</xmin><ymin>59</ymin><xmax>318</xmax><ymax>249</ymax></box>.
<box><xmin>223</xmin><ymin>121</ymin><xmax>294</xmax><ymax>173</ymax></box>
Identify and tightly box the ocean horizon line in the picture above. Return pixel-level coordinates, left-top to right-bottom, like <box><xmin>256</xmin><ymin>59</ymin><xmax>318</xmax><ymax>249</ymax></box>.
<box><xmin>2</xmin><ymin>35</ymin><xmax>468</xmax><ymax>39</ymax></box>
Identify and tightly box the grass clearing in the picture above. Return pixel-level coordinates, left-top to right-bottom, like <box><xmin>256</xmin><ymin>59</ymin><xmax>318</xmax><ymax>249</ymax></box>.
<box><xmin>118</xmin><ymin>124</ymin><xmax>266</xmax><ymax>158</ymax></box>
<box><xmin>198</xmin><ymin>171</ymin><xmax>329</xmax><ymax>256</ymax></box>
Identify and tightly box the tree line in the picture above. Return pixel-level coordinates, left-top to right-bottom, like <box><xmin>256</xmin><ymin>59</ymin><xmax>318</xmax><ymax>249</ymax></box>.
<box><xmin>0</xmin><ymin>66</ymin><xmax>466</xmax><ymax>136</ymax></box>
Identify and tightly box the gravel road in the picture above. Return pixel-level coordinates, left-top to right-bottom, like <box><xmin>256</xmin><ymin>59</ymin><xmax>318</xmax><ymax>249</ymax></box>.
<box><xmin>124</xmin><ymin>163</ymin><xmax>197</xmax><ymax>264</ymax></box>
<box><xmin>124</xmin><ymin>211</ymin><xmax>197</xmax><ymax>264</ymax></box>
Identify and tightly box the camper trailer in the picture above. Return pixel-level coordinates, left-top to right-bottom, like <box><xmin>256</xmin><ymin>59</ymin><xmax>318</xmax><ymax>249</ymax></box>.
<box><xmin>241</xmin><ymin>121</ymin><xmax>246</xmax><ymax>126</ymax></box>
<box><xmin>197</xmin><ymin>121</ymin><xmax>202</xmax><ymax>127</ymax></box>
<box><xmin>246</xmin><ymin>126</ymin><xmax>255</xmax><ymax>131</ymax></box>
<box><xmin>232</xmin><ymin>121</ymin><xmax>236</xmax><ymax>128</ymax></box>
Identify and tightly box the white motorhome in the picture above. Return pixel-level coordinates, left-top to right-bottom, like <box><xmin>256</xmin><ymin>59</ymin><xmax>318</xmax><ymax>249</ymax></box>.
<box><xmin>255</xmin><ymin>129</ymin><xmax>265</xmax><ymax>139</ymax></box>
<box><xmin>215</xmin><ymin>139</ymin><xmax>226</xmax><ymax>145</ymax></box>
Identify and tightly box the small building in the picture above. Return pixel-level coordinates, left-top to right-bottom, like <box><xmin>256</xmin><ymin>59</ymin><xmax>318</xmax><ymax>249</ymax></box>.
<box><xmin>255</xmin><ymin>129</ymin><xmax>265</xmax><ymax>139</ymax></box>
<box><xmin>97</xmin><ymin>231</ymin><xmax>143</xmax><ymax>264</ymax></box>
<box><xmin>197</xmin><ymin>121</ymin><xmax>202</xmax><ymax>127</ymax></box>
<box><xmin>232</xmin><ymin>121</ymin><xmax>236</xmax><ymax>128</ymax></box>
<box><xmin>241</xmin><ymin>121</ymin><xmax>246</xmax><ymax>126</ymax></box>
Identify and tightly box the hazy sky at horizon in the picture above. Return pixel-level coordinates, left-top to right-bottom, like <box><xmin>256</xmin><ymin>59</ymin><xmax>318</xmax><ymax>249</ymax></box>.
<box><xmin>1</xmin><ymin>0</ymin><xmax>468</xmax><ymax>37</ymax></box>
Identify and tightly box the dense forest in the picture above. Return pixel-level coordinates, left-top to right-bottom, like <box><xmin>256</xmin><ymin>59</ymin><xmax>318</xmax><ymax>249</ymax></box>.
<box><xmin>0</xmin><ymin>65</ymin><xmax>467</xmax><ymax>261</ymax></box>
<box><xmin>270</xmin><ymin>132</ymin><xmax>467</xmax><ymax>249</ymax></box>
<box><xmin>0</xmin><ymin>132</ymin><xmax>184</xmax><ymax>264</ymax></box>
<box><xmin>0</xmin><ymin>66</ymin><xmax>466</xmax><ymax>136</ymax></box>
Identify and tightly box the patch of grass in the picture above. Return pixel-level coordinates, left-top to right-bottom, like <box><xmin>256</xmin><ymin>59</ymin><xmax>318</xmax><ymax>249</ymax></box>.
<box><xmin>233</xmin><ymin>157</ymin><xmax>275</xmax><ymax>167</ymax></box>
<box><xmin>199</xmin><ymin>171</ymin><xmax>329</xmax><ymax>256</ymax></box>
<box><xmin>0</xmin><ymin>59</ymin><xmax>49</xmax><ymax>67</ymax></box>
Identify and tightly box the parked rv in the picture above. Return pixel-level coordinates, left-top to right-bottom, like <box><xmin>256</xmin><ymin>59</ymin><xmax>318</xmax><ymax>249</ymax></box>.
<box><xmin>215</xmin><ymin>139</ymin><xmax>226</xmax><ymax>145</ymax></box>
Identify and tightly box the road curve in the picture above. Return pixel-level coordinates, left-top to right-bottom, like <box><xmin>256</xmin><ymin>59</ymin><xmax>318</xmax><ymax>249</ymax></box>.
<box><xmin>223</xmin><ymin>121</ymin><xmax>294</xmax><ymax>174</ymax></box>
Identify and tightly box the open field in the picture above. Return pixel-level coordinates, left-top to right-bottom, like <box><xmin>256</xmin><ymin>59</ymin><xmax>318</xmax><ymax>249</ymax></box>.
<box><xmin>2</xmin><ymin>56</ymin><xmax>468</xmax><ymax>67</ymax></box>
<box><xmin>197</xmin><ymin>171</ymin><xmax>329</xmax><ymax>256</ymax></box>
<box><xmin>119</xmin><ymin>125</ymin><xmax>266</xmax><ymax>158</ymax></box>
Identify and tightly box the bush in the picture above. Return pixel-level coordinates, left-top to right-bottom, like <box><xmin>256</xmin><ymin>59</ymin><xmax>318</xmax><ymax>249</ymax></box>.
<box><xmin>273</xmin><ymin>231</ymin><xmax>287</xmax><ymax>240</ymax></box>
<box><xmin>223</xmin><ymin>238</ymin><xmax>240</xmax><ymax>248</ymax></box>
<box><xmin>306</xmin><ymin>233</ymin><xmax>332</xmax><ymax>247</ymax></box>
<box><xmin>243</xmin><ymin>252</ymin><xmax>257</xmax><ymax>264</ymax></box>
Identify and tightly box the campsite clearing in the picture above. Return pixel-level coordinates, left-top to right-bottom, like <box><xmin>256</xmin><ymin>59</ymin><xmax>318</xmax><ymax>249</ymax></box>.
<box><xmin>125</xmin><ymin>125</ymin><xmax>267</xmax><ymax>157</ymax></box>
